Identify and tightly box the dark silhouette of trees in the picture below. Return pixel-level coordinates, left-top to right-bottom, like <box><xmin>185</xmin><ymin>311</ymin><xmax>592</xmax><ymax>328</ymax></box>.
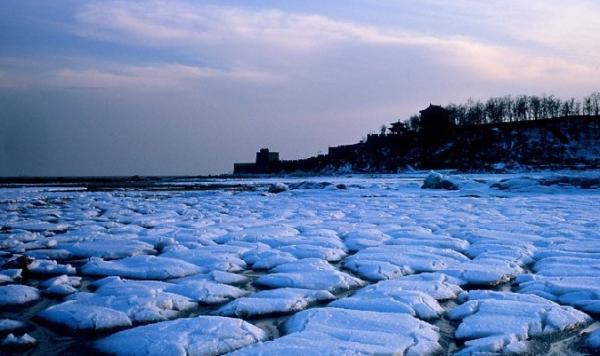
<box><xmin>560</xmin><ymin>98</ymin><xmax>577</xmax><ymax>117</ymax></box>
<box><xmin>398</xmin><ymin>92</ymin><xmax>600</xmax><ymax>129</ymax></box>
<box><xmin>380</xmin><ymin>124</ymin><xmax>388</xmax><ymax>135</ymax></box>
<box><xmin>513</xmin><ymin>95</ymin><xmax>528</xmax><ymax>121</ymax></box>
<box><xmin>590</xmin><ymin>92</ymin><xmax>600</xmax><ymax>115</ymax></box>
<box><xmin>408</xmin><ymin>114</ymin><xmax>421</xmax><ymax>131</ymax></box>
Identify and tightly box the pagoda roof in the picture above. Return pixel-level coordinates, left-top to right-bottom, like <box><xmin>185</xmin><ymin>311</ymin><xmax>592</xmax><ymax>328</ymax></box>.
<box><xmin>419</xmin><ymin>104</ymin><xmax>447</xmax><ymax>114</ymax></box>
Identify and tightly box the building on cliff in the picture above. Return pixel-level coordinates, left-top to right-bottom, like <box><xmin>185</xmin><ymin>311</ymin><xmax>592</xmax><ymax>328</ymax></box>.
<box><xmin>419</xmin><ymin>104</ymin><xmax>453</xmax><ymax>132</ymax></box>
<box><xmin>234</xmin><ymin>148</ymin><xmax>280</xmax><ymax>174</ymax></box>
<box><xmin>418</xmin><ymin>104</ymin><xmax>455</xmax><ymax>142</ymax></box>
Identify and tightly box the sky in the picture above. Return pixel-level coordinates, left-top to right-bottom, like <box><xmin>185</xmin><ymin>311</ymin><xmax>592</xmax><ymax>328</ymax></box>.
<box><xmin>1</xmin><ymin>0</ymin><xmax>600</xmax><ymax>176</ymax></box>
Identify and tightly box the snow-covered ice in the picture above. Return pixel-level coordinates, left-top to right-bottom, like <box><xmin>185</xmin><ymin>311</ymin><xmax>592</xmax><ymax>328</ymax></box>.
<box><xmin>39</xmin><ymin>275</ymin><xmax>81</xmax><ymax>296</ymax></box>
<box><xmin>241</xmin><ymin>249</ymin><xmax>297</xmax><ymax>270</ymax></box>
<box><xmin>172</xmin><ymin>270</ymin><xmax>249</xmax><ymax>286</ymax></box>
<box><xmin>0</xmin><ymin>269</ymin><xmax>20</xmax><ymax>284</ymax></box>
<box><xmin>38</xmin><ymin>303</ymin><xmax>133</xmax><ymax>331</ymax></box>
<box><xmin>160</xmin><ymin>244</ymin><xmax>250</xmax><ymax>273</ymax></box>
<box><xmin>516</xmin><ymin>241</ymin><xmax>600</xmax><ymax>314</ymax></box>
<box><xmin>441</xmin><ymin>258</ymin><xmax>524</xmax><ymax>285</ymax></box>
<box><xmin>1</xmin><ymin>333</ymin><xmax>36</xmax><ymax>348</ymax></box>
<box><xmin>1</xmin><ymin>171</ymin><xmax>600</xmax><ymax>354</ymax></box>
<box><xmin>422</xmin><ymin>171</ymin><xmax>459</xmax><ymax>190</ymax></box>
<box><xmin>58</xmin><ymin>239</ymin><xmax>155</xmax><ymax>259</ymax></box>
<box><xmin>0</xmin><ymin>285</ymin><xmax>40</xmax><ymax>306</ymax></box>
<box><xmin>0</xmin><ymin>319</ymin><xmax>27</xmax><ymax>333</ymax></box>
<box><xmin>27</xmin><ymin>259</ymin><xmax>76</xmax><ymax>276</ymax></box>
<box><xmin>231</xmin><ymin>307</ymin><xmax>441</xmax><ymax>355</ymax></box>
<box><xmin>25</xmin><ymin>248</ymin><xmax>72</xmax><ymax>261</ymax></box>
<box><xmin>329</xmin><ymin>272</ymin><xmax>463</xmax><ymax>319</ymax></box>
<box><xmin>448</xmin><ymin>290</ymin><xmax>592</xmax><ymax>354</ymax></box>
<box><xmin>255</xmin><ymin>258</ymin><xmax>364</xmax><ymax>292</ymax></box>
<box><xmin>96</xmin><ymin>316</ymin><xmax>267</xmax><ymax>355</ymax></box>
<box><xmin>81</xmin><ymin>255</ymin><xmax>201</xmax><ymax>280</ymax></box>
<box><xmin>164</xmin><ymin>279</ymin><xmax>247</xmax><ymax>304</ymax></box>
<box><xmin>344</xmin><ymin>244</ymin><xmax>469</xmax><ymax>281</ymax></box>
<box><xmin>342</xmin><ymin>229</ymin><xmax>391</xmax><ymax>252</ymax></box>
<box><xmin>218</xmin><ymin>288</ymin><xmax>335</xmax><ymax>318</ymax></box>
<box><xmin>38</xmin><ymin>278</ymin><xmax>197</xmax><ymax>331</ymax></box>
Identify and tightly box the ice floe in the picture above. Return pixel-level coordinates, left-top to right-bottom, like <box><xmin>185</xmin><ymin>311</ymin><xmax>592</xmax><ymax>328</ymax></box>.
<box><xmin>96</xmin><ymin>316</ymin><xmax>267</xmax><ymax>355</ymax></box>
<box><xmin>330</xmin><ymin>289</ymin><xmax>442</xmax><ymax>319</ymax></box>
<box><xmin>441</xmin><ymin>258</ymin><xmax>524</xmax><ymax>285</ymax></box>
<box><xmin>218</xmin><ymin>288</ymin><xmax>335</xmax><ymax>318</ymax></box>
<box><xmin>38</xmin><ymin>303</ymin><xmax>133</xmax><ymax>331</ymax></box>
<box><xmin>241</xmin><ymin>249</ymin><xmax>297</xmax><ymax>270</ymax></box>
<box><xmin>518</xmin><ymin>275</ymin><xmax>600</xmax><ymax>314</ymax></box>
<box><xmin>39</xmin><ymin>275</ymin><xmax>81</xmax><ymax>296</ymax></box>
<box><xmin>385</xmin><ymin>231</ymin><xmax>470</xmax><ymax>252</ymax></box>
<box><xmin>4</xmin><ymin>221</ymin><xmax>68</xmax><ymax>233</ymax></box>
<box><xmin>255</xmin><ymin>258</ymin><xmax>364</xmax><ymax>292</ymax></box>
<box><xmin>160</xmin><ymin>245</ymin><xmax>247</xmax><ymax>273</ymax></box>
<box><xmin>25</xmin><ymin>248</ymin><xmax>72</xmax><ymax>261</ymax></box>
<box><xmin>0</xmin><ymin>285</ymin><xmax>40</xmax><ymax>307</ymax></box>
<box><xmin>344</xmin><ymin>245</ymin><xmax>469</xmax><ymax>281</ymax></box>
<box><xmin>164</xmin><ymin>279</ymin><xmax>247</xmax><ymax>304</ymax></box>
<box><xmin>329</xmin><ymin>273</ymin><xmax>462</xmax><ymax>319</ymax></box>
<box><xmin>268</xmin><ymin>183</ymin><xmax>289</xmax><ymax>193</ymax></box>
<box><xmin>0</xmin><ymin>319</ymin><xmax>27</xmax><ymax>333</ymax></box>
<box><xmin>81</xmin><ymin>255</ymin><xmax>201</xmax><ymax>280</ymax></box>
<box><xmin>38</xmin><ymin>278</ymin><xmax>197</xmax><ymax>331</ymax></box>
<box><xmin>1</xmin><ymin>333</ymin><xmax>36</xmax><ymax>348</ymax></box>
<box><xmin>0</xmin><ymin>269</ymin><xmax>20</xmax><ymax>284</ymax></box>
<box><xmin>422</xmin><ymin>171</ymin><xmax>459</xmax><ymax>190</ymax></box>
<box><xmin>27</xmin><ymin>259</ymin><xmax>76</xmax><ymax>276</ymax></box>
<box><xmin>172</xmin><ymin>270</ymin><xmax>250</xmax><ymax>286</ymax></box>
<box><xmin>58</xmin><ymin>239</ymin><xmax>155</xmax><ymax>259</ymax></box>
<box><xmin>492</xmin><ymin>173</ymin><xmax>600</xmax><ymax>191</ymax></box>
<box><xmin>277</xmin><ymin>244</ymin><xmax>346</xmax><ymax>261</ymax></box>
<box><xmin>342</xmin><ymin>229</ymin><xmax>391</xmax><ymax>252</ymax></box>
<box><xmin>448</xmin><ymin>290</ymin><xmax>592</xmax><ymax>354</ymax></box>
<box><xmin>232</xmin><ymin>307</ymin><xmax>441</xmax><ymax>355</ymax></box>
<box><xmin>516</xmin><ymin>244</ymin><xmax>600</xmax><ymax>314</ymax></box>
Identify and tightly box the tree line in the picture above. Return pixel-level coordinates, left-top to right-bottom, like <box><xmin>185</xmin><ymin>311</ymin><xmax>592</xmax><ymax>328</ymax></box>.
<box><xmin>398</xmin><ymin>92</ymin><xmax>600</xmax><ymax>131</ymax></box>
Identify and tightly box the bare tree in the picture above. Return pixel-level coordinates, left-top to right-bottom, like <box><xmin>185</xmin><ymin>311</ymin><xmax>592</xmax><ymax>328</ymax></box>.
<box><xmin>591</xmin><ymin>92</ymin><xmax>600</xmax><ymax>116</ymax></box>
<box><xmin>560</xmin><ymin>98</ymin><xmax>577</xmax><ymax>117</ymax></box>
<box><xmin>466</xmin><ymin>99</ymin><xmax>485</xmax><ymax>125</ymax></box>
<box><xmin>502</xmin><ymin>95</ymin><xmax>514</xmax><ymax>122</ymax></box>
<box><xmin>583</xmin><ymin>96</ymin><xmax>593</xmax><ymax>115</ymax></box>
<box><xmin>485</xmin><ymin>97</ymin><xmax>504</xmax><ymax>124</ymax></box>
<box><xmin>513</xmin><ymin>95</ymin><xmax>529</xmax><ymax>121</ymax></box>
<box><xmin>447</xmin><ymin>103</ymin><xmax>468</xmax><ymax>126</ymax></box>
<box><xmin>386</xmin><ymin>91</ymin><xmax>598</xmax><ymax>135</ymax></box>
<box><xmin>529</xmin><ymin>96</ymin><xmax>542</xmax><ymax>120</ymax></box>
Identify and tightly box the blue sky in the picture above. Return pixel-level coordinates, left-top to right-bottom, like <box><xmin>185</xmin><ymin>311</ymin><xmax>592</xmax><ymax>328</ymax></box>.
<box><xmin>1</xmin><ymin>0</ymin><xmax>600</xmax><ymax>176</ymax></box>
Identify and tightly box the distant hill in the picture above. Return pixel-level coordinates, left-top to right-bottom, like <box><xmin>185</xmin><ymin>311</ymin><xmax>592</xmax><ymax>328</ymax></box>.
<box><xmin>237</xmin><ymin>115</ymin><xmax>600</xmax><ymax>174</ymax></box>
<box><xmin>234</xmin><ymin>92</ymin><xmax>600</xmax><ymax>174</ymax></box>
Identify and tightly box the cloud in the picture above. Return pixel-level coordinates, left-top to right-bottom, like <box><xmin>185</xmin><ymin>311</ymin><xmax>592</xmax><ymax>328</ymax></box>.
<box><xmin>435</xmin><ymin>0</ymin><xmax>600</xmax><ymax>63</ymax></box>
<box><xmin>7</xmin><ymin>1</ymin><xmax>599</xmax><ymax>90</ymax></box>
<box><xmin>74</xmin><ymin>1</ymin><xmax>405</xmax><ymax>50</ymax></box>
<box><xmin>72</xmin><ymin>0</ymin><xmax>600</xmax><ymax>87</ymax></box>
<box><xmin>49</xmin><ymin>63</ymin><xmax>281</xmax><ymax>89</ymax></box>
<box><xmin>3</xmin><ymin>0</ymin><xmax>600</xmax><ymax>176</ymax></box>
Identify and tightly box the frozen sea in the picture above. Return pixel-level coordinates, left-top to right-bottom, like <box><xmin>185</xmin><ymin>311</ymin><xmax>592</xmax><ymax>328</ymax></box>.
<box><xmin>1</xmin><ymin>171</ymin><xmax>599</xmax><ymax>355</ymax></box>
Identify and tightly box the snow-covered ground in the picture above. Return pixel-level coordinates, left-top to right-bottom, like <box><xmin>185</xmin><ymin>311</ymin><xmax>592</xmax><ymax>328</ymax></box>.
<box><xmin>0</xmin><ymin>171</ymin><xmax>599</xmax><ymax>354</ymax></box>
